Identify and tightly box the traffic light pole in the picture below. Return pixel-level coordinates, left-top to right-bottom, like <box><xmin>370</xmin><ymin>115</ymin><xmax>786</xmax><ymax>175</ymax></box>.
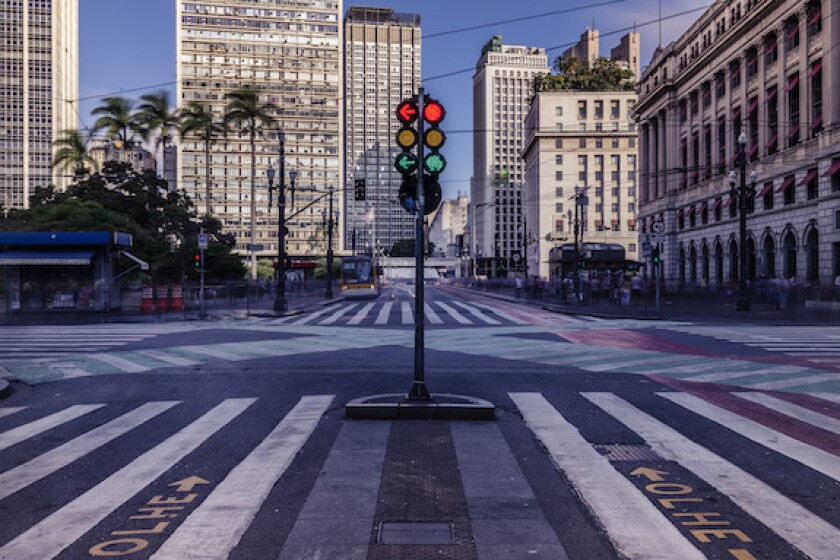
<box><xmin>408</xmin><ymin>88</ymin><xmax>431</xmax><ymax>401</ymax></box>
<box><xmin>199</xmin><ymin>228</ymin><xmax>207</xmax><ymax>320</ymax></box>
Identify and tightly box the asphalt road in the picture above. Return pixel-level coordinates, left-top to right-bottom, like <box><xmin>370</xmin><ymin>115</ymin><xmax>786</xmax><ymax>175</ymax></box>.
<box><xmin>0</xmin><ymin>285</ymin><xmax>839</xmax><ymax>559</ymax></box>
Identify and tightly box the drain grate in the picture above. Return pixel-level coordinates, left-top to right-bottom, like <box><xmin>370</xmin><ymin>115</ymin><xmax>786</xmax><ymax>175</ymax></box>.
<box><xmin>376</xmin><ymin>522</ymin><xmax>455</xmax><ymax>545</ymax></box>
<box><xmin>594</xmin><ymin>444</ymin><xmax>662</xmax><ymax>462</ymax></box>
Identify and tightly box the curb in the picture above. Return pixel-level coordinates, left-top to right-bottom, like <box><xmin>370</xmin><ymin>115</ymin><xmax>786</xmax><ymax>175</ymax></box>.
<box><xmin>0</xmin><ymin>378</ymin><xmax>11</xmax><ymax>400</ymax></box>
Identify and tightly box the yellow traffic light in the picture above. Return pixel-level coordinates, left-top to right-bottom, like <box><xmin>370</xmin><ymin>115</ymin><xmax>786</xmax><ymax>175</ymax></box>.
<box><xmin>424</xmin><ymin>128</ymin><xmax>445</xmax><ymax>150</ymax></box>
<box><xmin>397</xmin><ymin>127</ymin><xmax>418</xmax><ymax>149</ymax></box>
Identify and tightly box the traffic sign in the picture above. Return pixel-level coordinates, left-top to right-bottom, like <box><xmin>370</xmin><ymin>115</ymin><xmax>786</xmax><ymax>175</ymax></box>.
<box><xmin>246</xmin><ymin>244</ymin><xmax>265</xmax><ymax>252</ymax></box>
<box><xmin>197</xmin><ymin>233</ymin><xmax>208</xmax><ymax>250</ymax></box>
<box><xmin>396</xmin><ymin>99</ymin><xmax>418</xmax><ymax>124</ymax></box>
<box><xmin>652</xmin><ymin>221</ymin><xmax>665</xmax><ymax>234</ymax></box>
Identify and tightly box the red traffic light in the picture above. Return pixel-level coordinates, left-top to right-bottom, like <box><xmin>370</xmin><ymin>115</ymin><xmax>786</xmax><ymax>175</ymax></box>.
<box><xmin>423</xmin><ymin>100</ymin><xmax>445</xmax><ymax>124</ymax></box>
<box><xmin>396</xmin><ymin>99</ymin><xmax>418</xmax><ymax>124</ymax></box>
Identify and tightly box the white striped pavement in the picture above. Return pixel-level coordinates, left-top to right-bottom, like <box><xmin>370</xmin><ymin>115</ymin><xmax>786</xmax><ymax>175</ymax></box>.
<box><xmin>452</xmin><ymin>301</ymin><xmax>501</xmax><ymax>325</ymax></box>
<box><xmin>0</xmin><ymin>407</ymin><xmax>25</xmax><ymax>419</ymax></box>
<box><xmin>0</xmin><ymin>404</ymin><xmax>105</xmax><ymax>451</ymax></box>
<box><xmin>733</xmin><ymin>392</ymin><xmax>840</xmax><ymax>435</ymax></box>
<box><xmin>151</xmin><ymin>395</ymin><xmax>333</xmax><ymax>560</ymax></box>
<box><xmin>348</xmin><ymin>302</ymin><xmax>376</xmax><ymax>325</ymax></box>
<box><xmin>434</xmin><ymin>301</ymin><xmax>471</xmax><ymax>325</ymax></box>
<box><xmin>584</xmin><ymin>391</ymin><xmax>840</xmax><ymax>560</ymax></box>
<box><xmin>135</xmin><ymin>349</ymin><xmax>201</xmax><ymax>367</ymax></box>
<box><xmin>659</xmin><ymin>392</ymin><xmax>840</xmax><ymax>482</ymax></box>
<box><xmin>0</xmin><ymin>401</ymin><xmax>180</xmax><ymax>501</ymax></box>
<box><xmin>0</xmin><ymin>398</ymin><xmax>256</xmax><ymax>560</ymax></box>
<box><xmin>471</xmin><ymin>302</ymin><xmax>530</xmax><ymax>325</ymax></box>
<box><xmin>400</xmin><ymin>301</ymin><xmax>413</xmax><ymax>325</ymax></box>
<box><xmin>423</xmin><ymin>303</ymin><xmax>444</xmax><ymax>325</ymax></box>
<box><xmin>375</xmin><ymin>301</ymin><xmax>393</xmax><ymax>325</ymax></box>
<box><xmin>510</xmin><ymin>392</ymin><xmax>705</xmax><ymax>560</ymax></box>
<box><xmin>318</xmin><ymin>303</ymin><xmax>358</xmax><ymax>325</ymax></box>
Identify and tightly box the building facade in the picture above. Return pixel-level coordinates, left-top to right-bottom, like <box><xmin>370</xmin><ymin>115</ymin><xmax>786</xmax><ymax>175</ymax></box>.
<box><xmin>635</xmin><ymin>0</ymin><xmax>839</xmax><ymax>288</ymax></box>
<box><xmin>88</xmin><ymin>138</ymin><xmax>157</xmax><ymax>176</ymax></box>
<box><xmin>344</xmin><ymin>6</ymin><xmax>420</xmax><ymax>255</ymax></box>
<box><xmin>1</xmin><ymin>0</ymin><xmax>78</xmax><ymax>210</ymax></box>
<box><xmin>176</xmin><ymin>0</ymin><xmax>343</xmax><ymax>266</ymax></box>
<box><xmin>523</xmin><ymin>89</ymin><xmax>639</xmax><ymax>280</ymax></box>
<box><xmin>472</xmin><ymin>36</ymin><xmax>548</xmax><ymax>278</ymax></box>
<box><xmin>428</xmin><ymin>194</ymin><xmax>469</xmax><ymax>258</ymax></box>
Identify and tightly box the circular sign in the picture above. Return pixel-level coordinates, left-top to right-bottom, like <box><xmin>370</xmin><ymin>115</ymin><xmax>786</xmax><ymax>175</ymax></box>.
<box><xmin>652</xmin><ymin>221</ymin><xmax>665</xmax><ymax>234</ymax></box>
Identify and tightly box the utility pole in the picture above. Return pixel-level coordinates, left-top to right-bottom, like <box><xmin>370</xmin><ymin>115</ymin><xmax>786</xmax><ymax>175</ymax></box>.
<box><xmin>273</xmin><ymin>131</ymin><xmax>288</xmax><ymax>312</ymax></box>
<box><xmin>325</xmin><ymin>186</ymin><xmax>335</xmax><ymax>299</ymax></box>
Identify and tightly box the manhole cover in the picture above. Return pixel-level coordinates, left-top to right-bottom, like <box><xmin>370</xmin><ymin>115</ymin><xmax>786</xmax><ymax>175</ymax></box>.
<box><xmin>594</xmin><ymin>444</ymin><xmax>662</xmax><ymax>461</ymax></box>
<box><xmin>376</xmin><ymin>522</ymin><xmax>455</xmax><ymax>545</ymax></box>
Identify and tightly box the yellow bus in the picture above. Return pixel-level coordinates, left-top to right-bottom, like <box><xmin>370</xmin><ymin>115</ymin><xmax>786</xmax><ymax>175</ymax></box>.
<box><xmin>340</xmin><ymin>255</ymin><xmax>379</xmax><ymax>299</ymax></box>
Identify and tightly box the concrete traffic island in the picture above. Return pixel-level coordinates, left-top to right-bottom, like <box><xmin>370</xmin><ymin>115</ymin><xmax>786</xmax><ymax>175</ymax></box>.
<box><xmin>345</xmin><ymin>393</ymin><xmax>495</xmax><ymax>420</ymax></box>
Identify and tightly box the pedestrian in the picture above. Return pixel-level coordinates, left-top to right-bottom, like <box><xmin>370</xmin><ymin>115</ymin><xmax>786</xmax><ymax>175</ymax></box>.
<box><xmin>515</xmin><ymin>276</ymin><xmax>523</xmax><ymax>298</ymax></box>
<box><xmin>621</xmin><ymin>279</ymin><xmax>632</xmax><ymax>306</ymax></box>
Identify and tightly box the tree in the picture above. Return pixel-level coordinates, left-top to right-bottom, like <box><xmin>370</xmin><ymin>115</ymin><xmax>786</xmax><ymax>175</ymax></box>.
<box><xmin>224</xmin><ymin>86</ymin><xmax>278</xmax><ymax>279</ymax></box>
<box><xmin>135</xmin><ymin>91</ymin><xmax>179</xmax><ymax>174</ymax></box>
<box><xmin>390</xmin><ymin>239</ymin><xmax>416</xmax><ymax>257</ymax></box>
<box><xmin>180</xmin><ymin>101</ymin><xmax>227</xmax><ymax>216</ymax></box>
<box><xmin>92</xmin><ymin>97</ymin><xmax>140</xmax><ymax>159</ymax></box>
<box><xmin>533</xmin><ymin>57</ymin><xmax>635</xmax><ymax>95</ymax></box>
<box><xmin>52</xmin><ymin>129</ymin><xmax>96</xmax><ymax>179</ymax></box>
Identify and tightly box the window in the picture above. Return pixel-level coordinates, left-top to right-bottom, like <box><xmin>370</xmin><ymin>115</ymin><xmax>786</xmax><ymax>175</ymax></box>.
<box><xmin>578</xmin><ymin>100</ymin><xmax>587</xmax><ymax>119</ymax></box>
<box><xmin>579</xmin><ymin>138</ymin><xmax>586</xmax><ymax>148</ymax></box>
<box><xmin>767</xmin><ymin>86</ymin><xmax>778</xmax><ymax>155</ymax></box>
<box><xmin>807</xmin><ymin>1</ymin><xmax>822</xmax><ymax>36</ymax></box>
<box><xmin>730</xmin><ymin>60</ymin><xmax>741</xmax><ymax>89</ymax></box>
<box><xmin>555</xmin><ymin>187</ymin><xmax>564</xmax><ymax>197</ymax></box>
<box><xmin>612</xmin><ymin>139</ymin><xmax>620</xmax><ymax>148</ymax></box>
<box><xmin>805</xmin><ymin>168</ymin><xmax>819</xmax><ymax>200</ymax></box>
<box><xmin>555</xmin><ymin>138</ymin><xmax>563</xmax><ymax>149</ymax></box>
<box><xmin>555</xmin><ymin>203</ymin><xmax>564</xmax><ymax>212</ymax></box>
<box><xmin>555</xmin><ymin>106</ymin><xmax>563</xmax><ymax>116</ymax></box>
<box><xmin>594</xmin><ymin>100</ymin><xmax>603</xmax><ymax>119</ymax></box>
<box><xmin>784</xmin><ymin>17</ymin><xmax>800</xmax><ymax>52</ymax></box>
<box><xmin>764</xmin><ymin>33</ymin><xmax>778</xmax><ymax>66</ymax></box>
<box><xmin>595</xmin><ymin>139</ymin><xmax>603</xmax><ymax>148</ymax></box>
<box><xmin>811</xmin><ymin>59</ymin><xmax>823</xmax><ymax>137</ymax></box>
<box><xmin>610</xmin><ymin>100</ymin><xmax>620</xmax><ymax>119</ymax></box>
<box><xmin>782</xmin><ymin>174</ymin><xmax>796</xmax><ymax>205</ymax></box>
<box><xmin>555</xmin><ymin>155</ymin><xmax>563</xmax><ymax>165</ymax></box>
<box><xmin>746</xmin><ymin>47</ymin><xmax>758</xmax><ymax>79</ymax></box>
<box><xmin>787</xmin><ymin>73</ymin><xmax>800</xmax><ymax>148</ymax></box>
<box><xmin>715</xmin><ymin>71</ymin><xmax>726</xmax><ymax>97</ymax></box>
<box><xmin>555</xmin><ymin>171</ymin><xmax>564</xmax><ymax>181</ymax></box>
<box><xmin>555</xmin><ymin>123</ymin><xmax>563</xmax><ymax>132</ymax></box>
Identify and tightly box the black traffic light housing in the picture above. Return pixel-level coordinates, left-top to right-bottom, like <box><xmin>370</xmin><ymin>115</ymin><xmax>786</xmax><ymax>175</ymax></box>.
<box><xmin>652</xmin><ymin>246</ymin><xmax>660</xmax><ymax>264</ymax></box>
<box><xmin>354</xmin><ymin>178</ymin><xmax>366</xmax><ymax>201</ymax></box>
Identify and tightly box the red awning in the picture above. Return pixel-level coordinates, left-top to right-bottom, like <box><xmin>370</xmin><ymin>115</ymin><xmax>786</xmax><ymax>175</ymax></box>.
<box><xmin>747</xmin><ymin>98</ymin><xmax>759</xmax><ymax>115</ymax></box>
<box><xmin>611</xmin><ymin>219</ymin><xmax>619</xmax><ymax>226</ymax></box>
<box><xmin>809</xmin><ymin>9</ymin><xmax>822</xmax><ymax>24</ymax></box>
<box><xmin>808</xmin><ymin>60</ymin><xmax>822</xmax><ymax>78</ymax></box>
<box><xmin>731</xmin><ymin>106</ymin><xmax>741</xmax><ymax>119</ymax></box>
<box><xmin>785</xmin><ymin>124</ymin><xmax>800</xmax><ymax>140</ymax></box>
<box><xmin>709</xmin><ymin>198</ymin><xmax>722</xmax><ymax>211</ymax></box>
<box><xmin>765</xmin><ymin>132</ymin><xmax>779</xmax><ymax>149</ymax></box>
<box><xmin>697</xmin><ymin>201</ymin><xmax>708</xmax><ymax>212</ymax></box>
<box><xmin>776</xmin><ymin>175</ymin><xmax>795</xmax><ymax>193</ymax></box>
<box><xmin>687</xmin><ymin>206</ymin><xmax>696</xmax><ymax>216</ymax></box>
<box><xmin>811</xmin><ymin>114</ymin><xmax>823</xmax><ymax>130</ymax></box>
<box><xmin>595</xmin><ymin>220</ymin><xmax>603</xmax><ymax>227</ymax></box>
<box><xmin>747</xmin><ymin>143</ymin><xmax>759</xmax><ymax>158</ymax></box>
<box><xmin>723</xmin><ymin>196</ymin><xmax>735</xmax><ymax>208</ymax></box>
<box><xmin>766</xmin><ymin>86</ymin><xmax>777</xmax><ymax>100</ymax></box>
<box><xmin>627</xmin><ymin>219</ymin><xmax>636</xmax><ymax>228</ymax></box>
<box><xmin>798</xmin><ymin>168</ymin><xmax>818</xmax><ymax>186</ymax></box>
<box><xmin>785</xmin><ymin>74</ymin><xmax>800</xmax><ymax>92</ymax></box>
<box><xmin>822</xmin><ymin>159</ymin><xmax>840</xmax><ymax>177</ymax></box>
<box><xmin>677</xmin><ymin>209</ymin><xmax>685</xmax><ymax>218</ymax></box>
<box><xmin>757</xmin><ymin>181</ymin><xmax>774</xmax><ymax>198</ymax></box>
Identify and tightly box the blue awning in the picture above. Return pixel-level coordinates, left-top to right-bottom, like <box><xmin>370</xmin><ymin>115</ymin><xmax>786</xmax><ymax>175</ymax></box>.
<box><xmin>0</xmin><ymin>251</ymin><xmax>95</xmax><ymax>266</ymax></box>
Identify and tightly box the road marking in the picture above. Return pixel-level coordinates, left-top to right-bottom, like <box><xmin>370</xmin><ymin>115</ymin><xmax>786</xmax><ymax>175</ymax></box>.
<box><xmin>86</xmin><ymin>353</ymin><xmax>150</xmax><ymax>373</ymax></box>
<box><xmin>423</xmin><ymin>303</ymin><xmax>444</xmax><ymax>324</ymax></box>
<box><xmin>585</xmin><ymin>355</ymin><xmax>687</xmax><ymax>372</ymax></box>
<box><xmin>510</xmin><ymin>392</ymin><xmax>704</xmax><ymax>560</ymax></box>
<box><xmin>151</xmin><ymin>395</ymin><xmax>333</xmax><ymax>560</ymax></box>
<box><xmin>689</xmin><ymin>366</ymin><xmax>809</xmax><ymax>383</ymax></box>
<box><xmin>733</xmin><ymin>392</ymin><xmax>840</xmax><ymax>435</ymax></box>
<box><xmin>0</xmin><ymin>404</ymin><xmax>105</xmax><ymax>451</ymax></box>
<box><xmin>348</xmin><ymin>302</ymin><xmax>375</xmax><ymax>325</ymax></box>
<box><xmin>181</xmin><ymin>345</ymin><xmax>247</xmax><ymax>362</ymax></box>
<box><xmin>452</xmin><ymin>301</ymin><xmax>501</xmax><ymax>325</ymax></box>
<box><xmin>659</xmin><ymin>392</ymin><xmax>840</xmax><ymax>482</ymax></box>
<box><xmin>470</xmin><ymin>302</ymin><xmax>530</xmax><ymax>325</ymax></box>
<box><xmin>319</xmin><ymin>303</ymin><xmax>358</xmax><ymax>325</ymax></box>
<box><xmin>0</xmin><ymin>402</ymin><xmax>180</xmax><ymax>501</ymax></box>
<box><xmin>809</xmin><ymin>393</ymin><xmax>840</xmax><ymax>405</ymax></box>
<box><xmin>749</xmin><ymin>372</ymin><xmax>840</xmax><ymax>390</ymax></box>
<box><xmin>584</xmin><ymin>392</ymin><xmax>840</xmax><ymax>560</ymax></box>
<box><xmin>290</xmin><ymin>306</ymin><xmax>336</xmax><ymax>325</ymax></box>
<box><xmin>0</xmin><ymin>407</ymin><xmax>25</xmax><ymax>419</ymax></box>
<box><xmin>0</xmin><ymin>398</ymin><xmax>256</xmax><ymax>560</ymax></box>
<box><xmin>435</xmin><ymin>301</ymin><xmax>472</xmax><ymax>325</ymax></box>
<box><xmin>135</xmin><ymin>349</ymin><xmax>200</xmax><ymax>367</ymax></box>
<box><xmin>401</xmin><ymin>302</ymin><xmax>413</xmax><ymax>325</ymax></box>
<box><xmin>375</xmin><ymin>301</ymin><xmax>393</xmax><ymax>325</ymax></box>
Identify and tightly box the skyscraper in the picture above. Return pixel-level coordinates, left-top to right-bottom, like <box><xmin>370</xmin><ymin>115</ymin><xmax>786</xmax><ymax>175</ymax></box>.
<box><xmin>0</xmin><ymin>0</ymin><xmax>78</xmax><ymax>210</ymax></box>
<box><xmin>177</xmin><ymin>0</ymin><xmax>343</xmax><ymax>268</ymax></box>
<box><xmin>472</xmin><ymin>36</ymin><xmax>548</xmax><ymax>278</ymax></box>
<box><xmin>343</xmin><ymin>6</ymin><xmax>420</xmax><ymax>255</ymax></box>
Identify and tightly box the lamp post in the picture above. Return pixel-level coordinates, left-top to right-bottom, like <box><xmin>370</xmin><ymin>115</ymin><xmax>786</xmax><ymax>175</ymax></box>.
<box><xmin>728</xmin><ymin>131</ymin><xmax>756</xmax><ymax>311</ymax></box>
<box><xmin>323</xmin><ymin>186</ymin><xmax>336</xmax><ymax>299</ymax></box>
<box><xmin>271</xmin><ymin>130</ymin><xmax>290</xmax><ymax>312</ymax></box>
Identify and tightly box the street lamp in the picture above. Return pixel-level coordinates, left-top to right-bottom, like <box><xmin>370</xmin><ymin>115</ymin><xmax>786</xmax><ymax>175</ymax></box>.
<box><xmin>728</xmin><ymin>131</ymin><xmax>756</xmax><ymax>311</ymax></box>
<box><xmin>323</xmin><ymin>186</ymin><xmax>337</xmax><ymax>299</ymax></box>
<box><xmin>271</xmin><ymin>130</ymin><xmax>290</xmax><ymax>312</ymax></box>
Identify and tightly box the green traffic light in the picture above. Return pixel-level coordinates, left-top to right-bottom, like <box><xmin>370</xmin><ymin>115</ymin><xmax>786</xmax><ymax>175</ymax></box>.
<box><xmin>423</xmin><ymin>153</ymin><xmax>446</xmax><ymax>174</ymax></box>
<box><xmin>394</xmin><ymin>153</ymin><xmax>418</xmax><ymax>174</ymax></box>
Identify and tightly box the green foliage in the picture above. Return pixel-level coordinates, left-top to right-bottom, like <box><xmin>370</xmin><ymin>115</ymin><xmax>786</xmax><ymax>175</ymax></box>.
<box><xmin>533</xmin><ymin>57</ymin><xmax>635</xmax><ymax>94</ymax></box>
<box><xmin>135</xmin><ymin>91</ymin><xmax>178</xmax><ymax>153</ymax></box>
<box><xmin>92</xmin><ymin>97</ymin><xmax>140</xmax><ymax>148</ymax></box>
<box><xmin>313</xmin><ymin>257</ymin><xmax>340</xmax><ymax>280</ymax></box>
<box><xmin>52</xmin><ymin>130</ymin><xmax>96</xmax><ymax>178</ymax></box>
<box><xmin>389</xmin><ymin>239</ymin><xmax>416</xmax><ymax>257</ymax></box>
<box><xmin>256</xmin><ymin>257</ymin><xmax>276</xmax><ymax>280</ymax></box>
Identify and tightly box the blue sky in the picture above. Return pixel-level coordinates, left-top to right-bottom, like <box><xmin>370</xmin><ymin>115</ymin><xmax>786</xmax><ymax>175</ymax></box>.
<box><xmin>79</xmin><ymin>0</ymin><xmax>706</xmax><ymax>199</ymax></box>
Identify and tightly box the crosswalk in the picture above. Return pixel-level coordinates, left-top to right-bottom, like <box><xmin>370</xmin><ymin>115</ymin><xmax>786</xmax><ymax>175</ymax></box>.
<box><xmin>1</xmin><ymin>388</ymin><xmax>839</xmax><ymax>558</ymax></box>
<box><xmin>0</xmin><ymin>324</ymin><xmax>193</xmax><ymax>360</ymax></box>
<box><xmin>269</xmin><ymin>297</ymin><xmax>606</xmax><ymax>327</ymax></box>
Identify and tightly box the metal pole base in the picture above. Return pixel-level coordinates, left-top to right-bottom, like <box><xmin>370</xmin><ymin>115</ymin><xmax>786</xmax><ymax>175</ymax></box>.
<box><xmin>324</xmin><ymin>288</ymin><xmax>333</xmax><ymax>299</ymax></box>
<box><xmin>198</xmin><ymin>310</ymin><xmax>208</xmax><ymax>320</ymax></box>
<box><xmin>273</xmin><ymin>297</ymin><xmax>287</xmax><ymax>312</ymax></box>
<box><xmin>735</xmin><ymin>298</ymin><xmax>751</xmax><ymax>311</ymax></box>
<box><xmin>406</xmin><ymin>381</ymin><xmax>432</xmax><ymax>401</ymax></box>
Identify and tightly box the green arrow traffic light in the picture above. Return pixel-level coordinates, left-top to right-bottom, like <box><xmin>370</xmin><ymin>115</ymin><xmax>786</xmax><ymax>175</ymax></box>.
<box><xmin>423</xmin><ymin>153</ymin><xmax>446</xmax><ymax>174</ymax></box>
<box><xmin>394</xmin><ymin>153</ymin><xmax>418</xmax><ymax>174</ymax></box>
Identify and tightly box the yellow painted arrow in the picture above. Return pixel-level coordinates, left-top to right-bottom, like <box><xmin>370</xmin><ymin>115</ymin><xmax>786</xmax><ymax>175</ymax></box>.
<box><xmin>630</xmin><ymin>467</ymin><xmax>669</xmax><ymax>481</ymax></box>
<box><xmin>169</xmin><ymin>476</ymin><xmax>210</xmax><ymax>492</ymax></box>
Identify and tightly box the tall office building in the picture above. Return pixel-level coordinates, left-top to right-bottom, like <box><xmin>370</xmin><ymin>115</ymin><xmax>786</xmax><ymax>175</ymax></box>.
<box><xmin>344</xmin><ymin>6</ymin><xmax>420</xmax><ymax>255</ymax></box>
<box><xmin>472</xmin><ymin>36</ymin><xmax>548</xmax><ymax>278</ymax></box>
<box><xmin>177</xmin><ymin>0</ymin><xmax>343</xmax><ymax>266</ymax></box>
<box><xmin>0</xmin><ymin>0</ymin><xmax>78</xmax><ymax>210</ymax></box>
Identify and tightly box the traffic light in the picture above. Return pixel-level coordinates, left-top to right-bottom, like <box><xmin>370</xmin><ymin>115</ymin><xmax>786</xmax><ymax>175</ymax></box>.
<box><xmin>422</xmin><ymin>98</ymin><xmax>446</xmax><ymax>176</ymax></box>
<box><xmin>354</xmin><ymin>179</ymin><xmax>366</xmax><ymax>201</ymax></box>
<box><xmin>194</xmin><ymin>253</ymin><xmax>201</xmax><ymax>269</ymax></box>
<box><xmin>652</xmin><ymin>245</ymin><xmax>660</xmax><ymax>265</ymax></box>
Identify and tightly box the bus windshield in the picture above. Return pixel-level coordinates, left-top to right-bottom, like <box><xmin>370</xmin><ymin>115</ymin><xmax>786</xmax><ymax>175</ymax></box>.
<box><xmin>342</xmin><ymin>258</ymin><xmax>373</xmax><ymax>284</ymax></box>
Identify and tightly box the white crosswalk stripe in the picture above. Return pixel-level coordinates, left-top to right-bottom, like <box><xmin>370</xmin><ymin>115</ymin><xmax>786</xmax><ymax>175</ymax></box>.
<box><xmin>0</xmin><ymin>407</ymin><xmax>25</xmax><ymax>419</ymax></box>
<box><xmin>733</xmin><ymin>392</ymin><xmax>840</xmax><ymax>435</ymax></box>
<box><xmin>0</xmin><ymin>404</ymin><xmax>105</xmax><ymax>451</ymax></box>
<box><xmin>375</xmin><ymin>301</ymin><xmax>393</xmax><ymax>325</ymax></box>
<box><xmin>423</xmin><ymin>303</ymin><xmax>444</xmax><ymax>325</ymax></box>
<box><xmin>348</xmin><ymin>302</ymin><xmax>376</xmax><ymax>325</ymax></box>
<box><xmin>400</xmin><ymin>301</ymin><xmax>413</xmax><ymax>325</ymax></box>
<box><xmin>0</xmin><ymin>325</ymin><xmax>190</xmax><ymax>359</ymax></box>
<box><xmin>452</xmin><ymin>301</ymin><xmax>501</xmax><ymax>325</ymax></box>
<box><xmin>434</xmin><ymin>301</ymin><xmax>472</xmax><ymax>324</ymax></box>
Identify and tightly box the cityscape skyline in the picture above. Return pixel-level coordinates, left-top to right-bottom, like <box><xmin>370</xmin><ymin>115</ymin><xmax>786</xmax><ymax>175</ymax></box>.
<box><xmin>78</xmin><ymin>0</ymin><xmax>708</xmax><ymax>201</ymax></box>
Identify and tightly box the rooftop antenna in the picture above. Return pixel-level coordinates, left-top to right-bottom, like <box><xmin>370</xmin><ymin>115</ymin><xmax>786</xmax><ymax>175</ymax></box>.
<box><xmin>658</xmin><ymin>0</ymin><xmax>662</xmax><ymax>47</ymax></box>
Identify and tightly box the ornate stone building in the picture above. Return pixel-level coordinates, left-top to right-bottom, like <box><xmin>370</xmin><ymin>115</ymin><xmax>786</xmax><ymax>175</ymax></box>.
<box><xmin>635</xmin><ymin>0</ymin><xmax>839</xmax><ymax>288</ymax></box>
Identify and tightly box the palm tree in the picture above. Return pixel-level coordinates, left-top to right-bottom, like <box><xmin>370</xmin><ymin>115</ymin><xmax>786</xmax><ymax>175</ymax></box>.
<box><xmin>135</xmin><ymin>91</ymin><xmax>179</xmax><ymax>174</ymax></box>
<box><xmin>52</xmin><ymin>129</ymin><xmax>96</xmax><ymax>179</ymax></box>
<box><xmin>223</xmin><ymin>85</ymin><xmax>278</xmax><ymax>279</ymax></box>
<box><xmin>179</xmin><ymin>101</ymin><xmax>227</xmax><ymax>216</ymax></box>
<box><xmin>91</xmin><ymin>96</ymin><xmax>139</xmax><ymax>160</ymax></box>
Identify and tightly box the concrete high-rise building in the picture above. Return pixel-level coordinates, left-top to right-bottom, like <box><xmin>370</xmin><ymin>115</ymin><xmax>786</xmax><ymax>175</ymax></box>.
<box><xmin>472</xmin><ymin>36</ymin><xmax>548</xmax><ymax>278</ymax></box>
<box><xmin>177</xmin><ymin>0</ymin><xmax>343</xmax><ymax>267</ymax></box>
<box><xmin>428</xmin><ymin>194</ymin><xmax>469</xmax><ymax>258</ymax></box>
<box><xmin>344</xmin><ymin>6</ymin><xmax>420</xmax><ymax>255</ymax></box>
<box><xmin>562</xmin><ymin>28</ymin><xmax>600</xmax><ymax>68</ymax></box>
<box><xmin>636</xmin><ymin>0</ymin><xmax>840</xmax><ymax>288</ymax></box>
<box><xmin>1</xmin><ymin>0</ymin><xmax>78</xmax><ymax>210</ymax></box>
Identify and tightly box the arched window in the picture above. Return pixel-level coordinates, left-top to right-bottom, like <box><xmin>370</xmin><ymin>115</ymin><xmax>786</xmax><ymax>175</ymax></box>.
<box><xmin>715</xmin><ymin>242</ymin><xmax>724</xmax><ymax>285</ymax></box>
<box><xmin>729</xmin><ymin>239</ymin><xmax>740</xmax><ymax>281</ymax></box>
<box><xmin>746</xmin><ymin>237</ymin><xmax>757</xmax><ymax>281</ymax></box>
<box><xmin>690</xmin><ymin>245</ymin><xmax>698</xmax><ymax>284</ymax></box>
<box><xmin>763</xmin><ymin>236</ymin><xmax>776</xmax><ymax>278</ymax></box>
<box><xmin>783</xmin><ymin>232</ymin><xmax>797</xmax><ymax>279</ymax></box>
<box><xmin>806</xmin><ymin>228</ymin><xmax>819</xmax><ymax>282</ymax></box>
<box><xmin>679</xmin><ymin>246</ymin><xmax>686</xmax><ymax>283</ymax></box>
<box><xmin>702</xmin><ymin>245</ymin><xmax>710</xmax><ymax>284</ymax></box>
